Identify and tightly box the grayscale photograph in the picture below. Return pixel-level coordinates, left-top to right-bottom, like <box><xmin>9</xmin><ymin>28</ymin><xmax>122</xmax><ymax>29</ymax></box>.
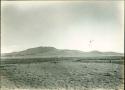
<box><xmin>1</xmin><ymin>0</ymin><xmax>124</xmax><ymax>90</ymax></box>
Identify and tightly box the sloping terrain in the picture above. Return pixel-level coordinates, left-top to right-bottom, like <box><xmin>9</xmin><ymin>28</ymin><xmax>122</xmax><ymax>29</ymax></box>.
<box><xmin>1</xmin><ymin>46</ymin><xmax>123</xmax><ymax>58</ymax></box>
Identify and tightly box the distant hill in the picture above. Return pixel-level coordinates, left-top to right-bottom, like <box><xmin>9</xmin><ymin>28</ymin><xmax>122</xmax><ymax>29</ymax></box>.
<box><xmin>1</xmin><ymin>46</ymin><xmax>124</xmax><ymax>58</ymax></box>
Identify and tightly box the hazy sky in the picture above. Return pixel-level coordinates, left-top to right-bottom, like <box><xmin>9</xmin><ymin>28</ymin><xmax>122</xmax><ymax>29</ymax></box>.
<box><xmin>1</xmin><ymin>1</ymin><xmax>124</xmax><ymax>53</ymax></box>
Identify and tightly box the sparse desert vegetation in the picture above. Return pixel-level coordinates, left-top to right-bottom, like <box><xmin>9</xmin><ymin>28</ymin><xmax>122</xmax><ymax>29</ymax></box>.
<box><xmin>0</xmin><ymin>57</ymin><xmax>124</xmax><ymax>90</ymax></box>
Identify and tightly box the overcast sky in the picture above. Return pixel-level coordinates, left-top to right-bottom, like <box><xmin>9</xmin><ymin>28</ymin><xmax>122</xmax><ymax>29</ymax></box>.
<box><xmin>1</xmin><ymin>1</ymin><xmax>124</xmax><ymax>53</ymax></box>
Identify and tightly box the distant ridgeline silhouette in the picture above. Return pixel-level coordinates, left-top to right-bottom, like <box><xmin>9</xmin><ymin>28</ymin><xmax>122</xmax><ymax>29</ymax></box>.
<box><xmin>2</xmin><ymin>46</ymin><xmax>124</xmax><ymax>58</ymax></box>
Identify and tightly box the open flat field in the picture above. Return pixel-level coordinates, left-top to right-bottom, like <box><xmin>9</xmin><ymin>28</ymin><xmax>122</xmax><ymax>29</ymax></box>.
<box><xmin>0</xmin><ymin>57</ymin><xmax>124</xmax><ymax>90</ymax></box>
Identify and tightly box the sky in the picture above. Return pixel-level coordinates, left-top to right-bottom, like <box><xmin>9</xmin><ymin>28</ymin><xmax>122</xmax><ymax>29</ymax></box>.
<box><xmin>1</xmin><ymin>1</ymin><xmax>124</xmax><ymax>53</ymax></box>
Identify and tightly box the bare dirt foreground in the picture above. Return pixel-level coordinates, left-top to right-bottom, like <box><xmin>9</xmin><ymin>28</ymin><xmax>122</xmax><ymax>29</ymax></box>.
<box><xmin>0</xmin><ymin>61</ymin><xmax>124</xmax><ymax>90</ymax></box>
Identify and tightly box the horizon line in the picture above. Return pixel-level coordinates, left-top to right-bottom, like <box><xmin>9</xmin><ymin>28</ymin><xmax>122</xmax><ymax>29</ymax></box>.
<box><xmin>1</xmin><ymin>45</ymin><xmax>124</xmax><ymax>54</ymax></box>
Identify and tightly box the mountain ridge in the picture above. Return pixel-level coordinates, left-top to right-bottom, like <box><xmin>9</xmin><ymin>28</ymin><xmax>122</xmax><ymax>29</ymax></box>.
<box><xmin>1</xmin><ymin>46</ymin><xmax>124</xmax><ymax>58</ymax></box>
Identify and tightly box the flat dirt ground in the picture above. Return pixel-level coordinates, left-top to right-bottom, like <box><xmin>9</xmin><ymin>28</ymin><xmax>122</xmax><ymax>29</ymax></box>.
<box><xmin>0</xmin><ymin>61</ymin><xmax>124</xmax><ymax>90</ymax></box>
